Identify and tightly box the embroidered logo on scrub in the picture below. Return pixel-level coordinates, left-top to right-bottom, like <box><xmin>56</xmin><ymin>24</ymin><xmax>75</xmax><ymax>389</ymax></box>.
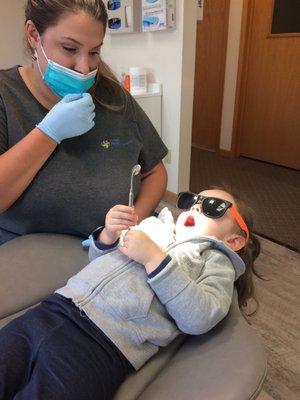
<box><xmin>100</xmin><ymin>139</ymin><xmax>111</xmax><ymax>149</ymax></box>
<box><xmin>100</xmin><ymin>137</ymin><xmax>132</xmax><ymax>149</ymax></box>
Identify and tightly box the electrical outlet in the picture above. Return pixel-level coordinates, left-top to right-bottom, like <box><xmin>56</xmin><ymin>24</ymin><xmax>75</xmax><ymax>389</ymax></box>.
<box><xmin>164</xmin><ymin>149</ymin><xmax>171</xmax><ymax>164</ymax></box>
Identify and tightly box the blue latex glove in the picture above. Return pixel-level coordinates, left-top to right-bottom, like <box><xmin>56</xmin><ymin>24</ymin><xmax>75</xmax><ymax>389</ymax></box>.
<box><xmin>37</xmin><ymin>93</ymin><xmax>96</xmax><ymax>143</ymax></box>
<box><xmin>81</xmin><ymin>238</ymin><xmax>91</xmax><ymax>248</ymax></box>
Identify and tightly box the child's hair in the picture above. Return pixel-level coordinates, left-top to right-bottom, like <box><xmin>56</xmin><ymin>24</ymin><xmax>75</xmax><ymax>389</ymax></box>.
<box><xmin>209</xmin><ymin>185</ymin><xmax>262</xmax><ymax>314</ymax></box>
<box><xmin>234</xmin><ymin>197</ymin><xmax>261</xmax><ymax>313</ymax></box>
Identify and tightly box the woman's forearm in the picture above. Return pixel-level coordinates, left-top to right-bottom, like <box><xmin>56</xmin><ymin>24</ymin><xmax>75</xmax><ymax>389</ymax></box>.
<box><xmin>0</xmin><ymin>128</ymin><xmax>57</xmax><ymax>213</ymax></box>
<box><xmin>134</xmin><ymin>161</ymin><xmax>168</xmax><ymax>222</ymax></box>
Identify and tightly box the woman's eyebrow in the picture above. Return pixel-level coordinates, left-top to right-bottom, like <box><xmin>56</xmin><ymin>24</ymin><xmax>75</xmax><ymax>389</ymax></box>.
<box><xmin>61</xmin><ymin>36</ymin><xmax>103</xmax><ymax>48</ymax></box>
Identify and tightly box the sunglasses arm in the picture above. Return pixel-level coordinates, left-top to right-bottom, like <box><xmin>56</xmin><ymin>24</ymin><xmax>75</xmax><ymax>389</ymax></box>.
<box><xmin>230</xmin><ymin>207</ymin><xmax>250</xmax><ymax>244</ymax></box>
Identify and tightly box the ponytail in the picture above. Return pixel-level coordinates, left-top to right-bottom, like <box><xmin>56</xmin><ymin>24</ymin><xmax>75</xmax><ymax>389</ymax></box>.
<box><xmin>236</xmin><ymin>233</ymin><xmax>262</xmax><ymax>313</ymax></box>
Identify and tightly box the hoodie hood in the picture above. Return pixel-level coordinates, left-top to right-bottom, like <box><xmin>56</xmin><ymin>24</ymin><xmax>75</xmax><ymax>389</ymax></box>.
<box><xmin>166</xmin><ymin>235</ymin><xmax>245</xmax><ymax>280</ymax></box>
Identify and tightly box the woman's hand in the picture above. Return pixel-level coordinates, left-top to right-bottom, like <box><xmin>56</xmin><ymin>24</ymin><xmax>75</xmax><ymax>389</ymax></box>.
<box><xmin>99</xmin><ymin>205</ymin><xmax>138</xmax><ymax>245</ymax></box>
<box><xmin>119</xmin><ymin>229</ymin><xmax>166</xmax><ymax>274</ymax></box>
<box><xmin>36</xmin><ymin>93</ymin><xmax>95</xmax><ymax>143</ymax></box>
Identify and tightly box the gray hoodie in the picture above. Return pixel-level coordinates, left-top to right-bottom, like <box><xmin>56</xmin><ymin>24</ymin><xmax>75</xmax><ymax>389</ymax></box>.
<box><xmin>56</xmin><ymin>235</ymin><xmax>245</xmax><ymax>370</ymax></box>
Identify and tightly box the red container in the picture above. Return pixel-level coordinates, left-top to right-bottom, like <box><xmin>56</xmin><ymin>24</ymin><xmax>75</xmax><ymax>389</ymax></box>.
<box><xmin>124</xmin><ymin>74</ymin><xmax>131</xmax><ymax>92</ymax></box>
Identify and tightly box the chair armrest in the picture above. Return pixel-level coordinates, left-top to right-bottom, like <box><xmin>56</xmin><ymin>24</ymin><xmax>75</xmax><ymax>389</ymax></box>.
<box><xmin>0</xmin><ymin>234</ymin><xmax>88</xmax><ymax>319</ymax></box>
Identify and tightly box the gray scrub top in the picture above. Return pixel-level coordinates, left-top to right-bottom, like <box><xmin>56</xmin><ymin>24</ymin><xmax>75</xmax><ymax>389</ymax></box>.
<box><xmin>0</xmin><ymin>67</ymin><xmax>168</xmax><ymax>244</ymax></box>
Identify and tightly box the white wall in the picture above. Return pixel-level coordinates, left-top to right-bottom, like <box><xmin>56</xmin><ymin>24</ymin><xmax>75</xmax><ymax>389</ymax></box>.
<box><xmin>102</xmin><ymin>1</ymin><xmax>197</xmax><ymax>193</ymax></box>
<box><xmin>219</xmin><ymin>0</ymin><xmax>243</xmax><ymax>151</ymax></box>
<box><xmin>0</xmin><ymin>0</ymin><xmax>27</xmax><ymax>68</ymax></box>
<box><xmin>178</xmin><ymin>2</ymin><xmax>197</xmax><ymax>191</ymax></box>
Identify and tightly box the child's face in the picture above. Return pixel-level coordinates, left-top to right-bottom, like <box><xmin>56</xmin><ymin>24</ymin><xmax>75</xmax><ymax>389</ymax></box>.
<box><xmin>175</xmin><ymin>189</ymin><xmax>240</xmax><ymax>242</ymax></box>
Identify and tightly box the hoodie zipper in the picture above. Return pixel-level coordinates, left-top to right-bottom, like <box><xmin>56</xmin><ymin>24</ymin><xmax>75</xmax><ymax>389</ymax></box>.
<box><xmin>76</xmin><ymin>262</ymin><xmax>132</xmax><ymax>308</ymax></box>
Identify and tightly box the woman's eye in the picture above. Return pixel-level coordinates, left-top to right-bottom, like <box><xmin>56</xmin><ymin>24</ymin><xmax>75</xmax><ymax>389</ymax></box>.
<box><xmin>90</xmin><ymin>51</ymin><xmax>100</xmax><ymax>56</ymax></box>
<box><xmin>63</xmin><ymin>46</ymin><xmax>76</xmax><ymax>53</ymax></box>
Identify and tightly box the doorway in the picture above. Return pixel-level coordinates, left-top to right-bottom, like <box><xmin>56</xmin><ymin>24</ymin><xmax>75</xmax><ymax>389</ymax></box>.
<box><xmin>191</xmin><ymin>0</ymin><xmax>230</xmax><ymax>151</ymax></box>
<box><xmin>191</xmin><ymin>0</ymin><xmax>300</xmax><ymax>171</ymax></box>
<box><xmin>233</xmin><ymin>0</ymin><xmax>300</xmax><ymax>169</ymax></box>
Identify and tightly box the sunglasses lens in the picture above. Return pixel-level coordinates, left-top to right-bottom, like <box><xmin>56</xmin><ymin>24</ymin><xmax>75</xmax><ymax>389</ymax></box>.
<box><xmin>108</xmin><ymin>17</ymin><xmax>121</xmax><ymax>29</ymax></box>
<box><xmin>108</xmin><ymin>1</ymin><xmax>121</xmax><ymax>11</ymax></box>
<box><xmin>202</xmin><ymin>198</ymin><xmax>229</xmax><ymax>218</ymax></box>
<box><xmin>177</xmin><ymin>192</ymin><xmax>198</xmax><ymax>210</ymax></box>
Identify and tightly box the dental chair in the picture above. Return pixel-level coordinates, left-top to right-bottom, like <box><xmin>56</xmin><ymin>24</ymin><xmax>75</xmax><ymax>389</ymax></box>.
<box><xmin>0</xmin><ymin>233</ymin><xmax>267</xmax><ymax>399</ymax></box>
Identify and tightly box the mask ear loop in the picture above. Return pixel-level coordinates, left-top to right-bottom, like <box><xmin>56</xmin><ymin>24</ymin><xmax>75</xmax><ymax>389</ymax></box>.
<box><xmin>34</xmin><ymin>34</ymin><xmax>48</xmax><ymax>78</ymax></box>
<box><xmin>35</xmin><ymin>49</ymin><xmax>43</xmax><ymax>78</ymax></box>
<box><xmin>230</xmin><ymin>207</ymin><xmax>250</xmax><ymax>244</ymax></box>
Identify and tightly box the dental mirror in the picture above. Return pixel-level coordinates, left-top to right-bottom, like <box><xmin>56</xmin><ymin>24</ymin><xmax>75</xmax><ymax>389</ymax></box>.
<box><xmin>128</xmin><ymin>164</ymin><xmax>141</xmax><ymax>206</ymax></box>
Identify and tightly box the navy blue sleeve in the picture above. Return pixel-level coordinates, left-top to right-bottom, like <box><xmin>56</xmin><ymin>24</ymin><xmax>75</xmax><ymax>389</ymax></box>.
<box><xmin>148</xmin><ymin>255</ymin><xmax>172</xmax><ymax>279</ymax></box>
<box><xmin>92</xmin><ymin>226</ymin><xmax>119</xmax><ymax>250</ymax></box>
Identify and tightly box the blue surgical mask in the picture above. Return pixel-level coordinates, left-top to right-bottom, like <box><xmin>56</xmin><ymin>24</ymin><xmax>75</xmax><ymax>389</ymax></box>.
<box><xmin>35</xmin><ymin>42</ymin><xmax>97</xmax><ymax>98</ymax></box>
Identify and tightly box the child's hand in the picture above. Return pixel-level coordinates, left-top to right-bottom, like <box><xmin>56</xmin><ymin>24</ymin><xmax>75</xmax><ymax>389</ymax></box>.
<box><xmin>119</xmin><ymin>230</ymin><xmax>167</xmax><ymax>274</ymax></box>
<box><xmin>99</xmin><ymin>205</ymin><xmax>138</xmax><ymax>245</ymax></box>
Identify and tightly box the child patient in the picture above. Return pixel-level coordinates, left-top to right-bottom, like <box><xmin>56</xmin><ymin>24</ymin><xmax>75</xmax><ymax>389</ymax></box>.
<box><xmin>0</xmin><ymin>188</ymin><xmax>260</xmax><ymax>400</ymax></box>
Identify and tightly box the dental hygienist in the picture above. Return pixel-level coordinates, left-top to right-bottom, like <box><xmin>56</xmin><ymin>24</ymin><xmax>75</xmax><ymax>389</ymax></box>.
<box><xmin>0</xmin><ymin>0</ymin><xmax>168</xmax><ymax>245</ymax></box>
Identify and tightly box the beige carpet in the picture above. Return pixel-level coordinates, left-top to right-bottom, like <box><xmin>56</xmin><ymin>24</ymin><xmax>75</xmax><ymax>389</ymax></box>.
<box><xmin>250</xmin><ymin>237</ymin><xmax>300</xmax><ymax>400</ymax></box>
<box><xmin>190</xmin><ymin>147</ymin><xmax>300</xmax><ymax>251</ymax></box>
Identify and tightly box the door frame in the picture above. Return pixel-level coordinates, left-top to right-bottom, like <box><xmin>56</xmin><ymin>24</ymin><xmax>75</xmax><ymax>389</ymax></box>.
<box><xmin>192</xmin><ymin>0</ymin><xmax>230</xmax><ymax>152</ymax></box>
<box><xmin>231</xmin><ymin>0</ymin><xmax>254</xmax><ymax>157</ymax></box>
